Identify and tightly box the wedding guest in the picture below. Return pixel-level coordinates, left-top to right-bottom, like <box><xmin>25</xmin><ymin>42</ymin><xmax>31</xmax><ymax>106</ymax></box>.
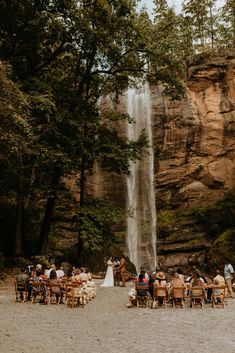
<box><xmin>138</xmin><ymin>267</ymin><xmax>149</xmax><ymax>281</ymax></box>
<box><xmin>72</xmin><ymin>268</ymin><xmax>82</xmax><ymax>284</ymax></box>
<box><xmin>80</xmin><ymin>267</ymin><xmax>88</xmax><ymax>283</ymax></box>
<box><xmin>154</xmin><ymin>271</ymin><xmax>167</xmax><ymax>286</ymax></box>
<box><xmin>127</xmin><ymin>274</ymin><xmax>148</xmax><ymax>307</ymax></box>
<box><xmin>190</xmin><ymin>271</ymin><xmax>206</xmax><ymax>287</ymax></box>
<box><xmin>15</xmin><ymin>268</ymin><xmax>29</xmax><ymax>301</ymax></box>
<box><xmin>56</xmin><ymin>265</ymin><xmax>65</xmax><ymax>279</ymax></box>
<box><xmin>49</xmin><ymin>269</ymin><xmax>62</xmax><ymax>303</ymax></box>
<box><xmin>45</xmin><ymin>264</ymin><xmax>57</xmax><ymax>278</ymax></box>
<box><xmin>171</xmin><ymin>272</ymin><xmax>186</xmax><ymax>288</ymax></box>
<box><xmin>176</xmin><ymin>268</ymin><xmax>185</xmax><ymax>283</ymax></box>
<box><xmin>213</xmin><ymin>269</ymin><xmax>225</xmax><ymax>285</ymax></box>
<box><xmin>148</xmin><ymin>274</ymin><xmax>155</xmax><ymax>299</ymax></box>
<box><xmin>16</xmin><ymin>267</ymin><xmax>28</xmax><ymax>282</ymax></box>
<box><xmin>32</xmin><ymin>269</ymin><xmax>48</xmax><ymax>304</ymax></box>
<box><xmin>224</xmin><ymin>260</ymin><xmax>235</xmax><ymax>298</ymax></box>
<box><xmin>152</xmin><ymin>265</ymin><xmax>161</xmax><ymax>280</ymax></box>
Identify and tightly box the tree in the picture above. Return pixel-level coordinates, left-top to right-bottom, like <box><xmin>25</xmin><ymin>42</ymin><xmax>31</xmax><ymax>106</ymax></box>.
<box><xmin>219</xmin><ymin>0</ymin><xmax>235</xmax><ymax>47</ymax></box>
<box><xmin>150</xmin><ymin>0</ymin><xmax>185</xmax><ymax>96</ymax></box>
<box><xmin>182</xmin><ymin>0</ymin><xmax>209</xmax><ymax>51</ymax></box>
<box><xmin>0</xmin><ymin>61</ymin><xmax>33</xmax><ymax>255</ymax></box>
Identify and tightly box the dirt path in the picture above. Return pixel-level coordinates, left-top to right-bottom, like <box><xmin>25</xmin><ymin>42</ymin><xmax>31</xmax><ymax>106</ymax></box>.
<box><xmin>0</xmin><ymin>281</ymin><xmax>235</xmax><ymax>353</ymax></box>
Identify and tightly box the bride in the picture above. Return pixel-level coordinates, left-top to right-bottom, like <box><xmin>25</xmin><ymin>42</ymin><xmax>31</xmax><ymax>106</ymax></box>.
<box><xmin>100</xmin><ymin>256</ymin><xmax>114</xmax><ymax>287</ymax></box>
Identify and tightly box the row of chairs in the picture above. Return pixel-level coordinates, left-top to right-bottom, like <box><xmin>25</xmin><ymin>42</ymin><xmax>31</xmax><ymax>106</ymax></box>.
<box><xmin>136</xmin><ymin>285</ymin><xmax>228</xmax><ymax>309</ymax></box>
<box><xmin>14</xmin><ymin>279</ymin><xmax>86</xmax><ymax>308</ymax></box>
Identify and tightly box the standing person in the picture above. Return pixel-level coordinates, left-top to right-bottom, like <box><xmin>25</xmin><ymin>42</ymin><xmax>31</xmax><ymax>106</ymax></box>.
<box><xmin>224</xmin><ymin>260</ymin><xmax>235</xmax><ymax>298</ymax></box>
<box><xmin>113</xmin><ymin>258</ymin><xmax>120</xmax><ymax>286</ymax></box>
<box><xmin>101</xmin><ymin>257</ymin><xmax>114</xmax><ymax>287</ymax></box>
<box><xmin>118</xmin><ymin>256</ymin><xmax>126</xmax><ymax>287</ymax></box>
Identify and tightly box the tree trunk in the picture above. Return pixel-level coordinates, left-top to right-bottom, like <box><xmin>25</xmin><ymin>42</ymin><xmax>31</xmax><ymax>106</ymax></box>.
<box><xmin>36</xmin><ymin>170</ymin><xmax>60</xmax><ymax>255</ymax></box>
<box><xmin>15</xmin><ymin>159</ymin><xmax>24</xmax><ymax>256</ymax></box>
<box><xmin>77</xmin><ymin>155</ymin><xmax>86</xmax><ymax>260</ymax></box>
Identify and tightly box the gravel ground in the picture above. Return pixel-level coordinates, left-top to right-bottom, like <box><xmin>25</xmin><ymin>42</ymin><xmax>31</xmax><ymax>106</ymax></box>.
<box><xmin>1</xmin><ymin>279</ymin><xmax>235</xmax><ymax>353</ymax></box>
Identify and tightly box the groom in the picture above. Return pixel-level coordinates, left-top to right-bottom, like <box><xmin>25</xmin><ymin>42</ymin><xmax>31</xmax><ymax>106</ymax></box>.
<box><xmin>118</xmin><ymin>256</ymin><xmax>126</xmax><ymax>287</ymax></box>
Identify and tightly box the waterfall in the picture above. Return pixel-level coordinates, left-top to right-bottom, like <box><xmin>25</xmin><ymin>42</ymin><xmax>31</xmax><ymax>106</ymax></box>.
<box><xmin>126</xmin><ymin>83</ymin><xmax>157</xmax><ymax>273</ymax></box>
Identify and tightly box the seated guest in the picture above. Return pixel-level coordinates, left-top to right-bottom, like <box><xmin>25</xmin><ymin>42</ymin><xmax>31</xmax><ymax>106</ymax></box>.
<box><xmin>152</xmin><ymin>265</ymin><xmax>161</xmax><ymax>280</ymax></box>
<box><xmin>148</xmin><ymin>274</ymin><xmax>155</xmax><ymax>299</ymax></box>
<box><xmin>138</xmin><ymin>267</ymin><xmax>149</xmax><ymax>281</ymax></box>
<box><xmin>49</xmin><ymin>269</ymin><xmax>62</xmax><ymax>303</ymax></box>
<box><xmin>153</xmin><ymin>271</ymin><xmax>168</xmax><ymax>306</ymax></box>
<box><xmin>72</xmin><ymin>268</ymin><xmax>82</xmax><ymax>284</ymax></box>
<box><xmin>32</xmin><ymin>269</ymin><xmax>48</xmax><ymax>304</ymax></box>
<box><xmin>136</xmin><ymin>274</ymin><xmax>148</xmax><ymax>294</ymax></box>
<box><xmin>154</xmin><ymin>271</ymin><xmax>167</xmax><ymax>287</ymax></box>
<box><xmin>170</xmin><ymin>272</ymin><xmax>186</xmax><ymax>301</ymax></box>
<box><xmin>212</xmin><ymin>278</ymin><xmax>225</xmax><ymax>297</ymax></box>
<box><xmin>15</xmin><ymin>268</ymin><xmax>29</xmax><ymax>301</ymax></box>
<box><xmin>42</xmin><ymin>268</ymin><xmax>49</xmax><ymax>280</ymax></box>
<box><xmin>176</xmin><ymin>268</ymin><xmax>185</xmax><ymax>283</ymax></box>
<box><xmin>16</xmin><ymin>267</ymin><xmax>28</xmax><ymax>282</ymax></box>
<box><xmin>56</xmin><ymin>265</ymin><xmax>65</xmax><ymax>279</ymax></box>
<box><xmin>134</xmin><ymin>268</ymin><xmax>148</xmax><ymax>283</ymax></box>
<box><xmin>189</xmin><ymin>271</ymin><xmax>206</xmax><ymax>306</ymax></box>
<box><xmin>45</xmin><ymin>264</ymin><xmax>57</xmax><ymax>278</ymax></box>
<box><xmin>213</xmin><ymin>269</ymin><xmax>225</xmax><ymax>285</ymax></box>
<box><xmin>190</xmin><ymin>270</ymin><xmax>206</xmax><ymax>287</ymax></box>
<box><xmin>211</xmin><ymin>270</ymin><xmax>226</xmax><ymax>299</ymax></box>
<box><xmin>80</xmin><ymin>267</ymin><xmax>88</xmax><ymax>283</ymax></box>
<box><xmin>127</xmin><ymin>274</ymin><xmax>148</xmax><ymax>307</ymax></box>
<box><xmin>171</xmin><ymin>272</ymin><xmax>186</xmax><ymax>288</ymax></box>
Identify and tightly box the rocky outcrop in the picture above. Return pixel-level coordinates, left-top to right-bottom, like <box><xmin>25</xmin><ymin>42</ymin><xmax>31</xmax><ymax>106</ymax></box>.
<box><xmin>152</xmin><ymin>53</ymin><xmax>235</xmax><ymax>272</ymax></box>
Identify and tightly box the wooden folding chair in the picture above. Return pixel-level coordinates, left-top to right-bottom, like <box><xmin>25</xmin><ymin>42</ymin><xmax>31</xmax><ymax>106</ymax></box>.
<box><xmin>211</xmin><ymin>285</ymin><xmax>226</xmax><ymax>308</ymax></box>
<box><xmin>172</xmin><ymin>287</ymin><xmax>185</xmax><ymax>308</ymax></box>
<box><xmin>31</xmin><ymin>281</ymin><xmax>45</xmax><ymax>304</ymax></box>
<box><xmin>136</xmin><ymin>285</ymin><xmax>149</xmax><ymax>308</ymax></box>
<box><xmin>190</xmin><ymin>286</ymin><xmax>205</xmax><ymax>308</ymax></box>
<box><xmin>153</xmin><ymin>285</ymin><xmax>168</xmax><ymax>309</ymax></box>
<box><xmin>65</xmin><ymin>283</ymin><xmax>85</xmax><ymax>308</ymax></box>
<box><xmin>14</xmin><ymin>281</ymin><xmax>27</xmax><ymax>303</ymax></box>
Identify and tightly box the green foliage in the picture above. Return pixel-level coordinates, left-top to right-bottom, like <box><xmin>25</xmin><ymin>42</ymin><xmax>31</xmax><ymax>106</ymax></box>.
<box><xmin>215</xmin><ymin>228</ymin><xmax>235</xmax><ymax>245</ymax></box>
<box><xmin>73</xmin><ymin>198</ymin><xmax>126</xmax><ymax>252</ymax></box>
<box><xmin>218</xmin><ymin>0</ymin><xmax>235</xmax><ymax>48</ymax></box>
<box><xmin>182</xmin><ymin>0</ymin><xmax>218</xmax><ymax>51</ymax></box>
<box><xmin>149</xmin><ymin>1</ymin><xmax>185</xmax><ymax>97</ymax></box>
<box><xmin>0</xmin><ymin>61</ymin><xmax>32</xmax><ymax>159</ymax></box>
<box><xmin>157</xmin><ymin>209</ymin><xmax>182</xmax><ymax>228</ymax></box>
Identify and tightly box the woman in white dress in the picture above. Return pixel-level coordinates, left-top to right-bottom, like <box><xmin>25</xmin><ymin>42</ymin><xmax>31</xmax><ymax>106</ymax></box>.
<box><xmin>100</xmin><ymin>257</ymin><xmax>114</xmax><ymax>287</ymax></box>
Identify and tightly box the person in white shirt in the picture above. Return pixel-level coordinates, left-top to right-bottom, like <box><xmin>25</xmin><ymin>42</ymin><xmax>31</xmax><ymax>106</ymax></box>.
<box><xmin>56</xmin><ymin>265</ymin><xmax>65</xmax><ymax>279</ymax></box>
<box><xmin>224</xmin><ymin>261</ymin><xmax>235</xmax><ymax>298</ymax></box>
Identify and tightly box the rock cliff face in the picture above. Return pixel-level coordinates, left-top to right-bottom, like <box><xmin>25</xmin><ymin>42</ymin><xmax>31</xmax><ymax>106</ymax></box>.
<box><xmin>152</xmin><ymin>54</ymin><xmax>235</xmax><ymax>272</ymax></box>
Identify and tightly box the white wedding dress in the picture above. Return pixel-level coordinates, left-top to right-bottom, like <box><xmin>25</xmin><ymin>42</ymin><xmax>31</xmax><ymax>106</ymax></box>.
<box><xmin>100</xmin><ymin>260</ymin><xmax>114</xmax><ymax>287</ymax></box>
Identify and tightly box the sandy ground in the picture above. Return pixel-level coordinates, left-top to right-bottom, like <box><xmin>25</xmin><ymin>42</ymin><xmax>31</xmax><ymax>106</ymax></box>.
<box><xmin>1</xmin><ymin>279</ymin><xmax>235</xmax><ymax>353</ymax></box>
